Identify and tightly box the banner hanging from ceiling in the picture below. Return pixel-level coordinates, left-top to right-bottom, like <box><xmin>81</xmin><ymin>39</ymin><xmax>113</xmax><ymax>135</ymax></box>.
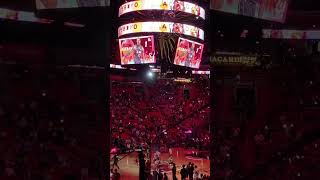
<box><xmin>36</xmin><ymin>0</ymin><xmax>110</xmax><ymax>9</ymax></box>
<box><xmin>210</xmin><ymin>0</ymin><xmax>289</xmax><ymax>23</ymax></box>
<box><xmin>0</xmin><ymin>8</ymin><xmax>52</xmax><ymax>23</ymax></box>
<box><xmin>118</xmin><ymin>22</ymin><xmax>204</xmax><ymax>40</ymax></box>
<box><xmin>119</xmin><ymin>0</ymin><xmax>205</xmax><ymax>19</ymax></box>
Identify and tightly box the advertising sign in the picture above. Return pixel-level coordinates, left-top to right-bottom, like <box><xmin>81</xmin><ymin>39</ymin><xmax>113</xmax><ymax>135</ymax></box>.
<box><xmin>118</xmin><ymin>22</ymin><xmax>204</xmax><ymax>40</ymax></box>
<box><xmin>210</xmin><ymin>55</ymin><xmax>259</xmax><ymax>66</ymax></box>
<box><xmin>119</xmin><ymin>0</ymin><xmax>205</xmax><ymax>19</ymax></box>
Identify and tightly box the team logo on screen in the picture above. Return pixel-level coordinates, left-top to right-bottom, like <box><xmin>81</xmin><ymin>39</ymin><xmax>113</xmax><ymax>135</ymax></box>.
<box><xmin>160</xmin><ymin>1</ymin><xmax>169</xmax><ymax>10</ymax></box>
<box><xmin>160</xmin><ymin>23</ymin><xmax>168</xmax><ymax>32</ymax></box>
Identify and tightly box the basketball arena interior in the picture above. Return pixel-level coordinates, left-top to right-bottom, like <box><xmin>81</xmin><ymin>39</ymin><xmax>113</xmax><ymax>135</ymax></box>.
<box><xmin>0</xmin><ymin>0</ymin><xmax>320</xmax><ymax>180</ymax></box>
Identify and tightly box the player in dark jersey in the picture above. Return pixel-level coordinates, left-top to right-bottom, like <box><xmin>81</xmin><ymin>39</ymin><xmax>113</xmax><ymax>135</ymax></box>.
<box><xmin>185</xmin><ymin>43</ymin><xmax>195</xmax><ymax>67</ymax></box>
<box><xmin>112</xmin><ymin>154</ymin><xmax>120</xmax><ymax>169</ymax></box>
<box><xmin>133</xmin><ymin>38</ymin><xmax>145</xmax><ymax>64</ymax></box>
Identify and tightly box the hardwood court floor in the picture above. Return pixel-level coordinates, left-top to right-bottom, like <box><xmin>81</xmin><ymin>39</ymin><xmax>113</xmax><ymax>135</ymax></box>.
<box><xmin>111</xmin><ymin>148</ymin><xmax>210</xmax><ymax>180</ymax></box>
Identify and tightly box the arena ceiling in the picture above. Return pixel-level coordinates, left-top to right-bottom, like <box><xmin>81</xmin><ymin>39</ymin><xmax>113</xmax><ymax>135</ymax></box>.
<box><xmin>0</xmin><ymin>1</ymin><xmax>319</xmax><ymax>25</ymax></box>
<box><xmin>0</xmin><ymin>0</ymin><xmax>319</xmax><ymax>66</ymax></box>
<box><xmin>0</xmin><ymin>0</ymin><xmax>319</xmax><ymax>11</ymax></box>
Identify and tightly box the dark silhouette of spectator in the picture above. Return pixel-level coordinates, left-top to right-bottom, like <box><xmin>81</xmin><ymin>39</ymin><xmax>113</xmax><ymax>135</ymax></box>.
<box><xmin>172</xmin><ymin>163</ymin><xmax>177</xmax><ymax>180</ymax></box>
<box><xmin>112</xmin><ymin>155</ymin><xmax>120</xmax><ymax>169</ymax></box>
<box><xmin>193</xmin><ymin>165</ymin><xmax>199</xmax><ymax>179</ymax></box>
<box><xmin>164</xmin><ymin>172</ymin><xmax>168</xmax><ymax>180</ymax></box>
<box><xmin>189</xmin><ymin>163</ymin><xmax>195</xmax><ymax>179</ymax></box>
<box><xmin>158</xmin><ymin>171</ymin><xmax>163</xmax><ymax>180</ymax></box>
<box><xmin>138</xmin><ymin>151</ymin><xmax>145</xmax><ymax>180</ymax></box>
<box><xmin>113</xmin><ymin>169</ymin><xmax>120</xmax><ymax>180</ymax></box>
<box><xmin>180</xmin><ymin>164</ymin><xmax>187</xmax><ymax>180</ymax></box>
<box><xmin>152</xmin><ymin>170</ymin><xmax>158</xmax><ymax>180</ymax></box>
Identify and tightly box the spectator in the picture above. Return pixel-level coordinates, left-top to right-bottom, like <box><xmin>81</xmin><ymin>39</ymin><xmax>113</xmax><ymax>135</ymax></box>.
<box><xmin>180</xmin><ymin>164</ymin><xmax>187</xmax><ymax>180</ymax></box>
<box><xmin>113</xmin><ymin>169</ymin><xmax>120</xmax><ymax>180</ymax></box>
<box><xmin>172</xmin><ymin>163</ymin><xmax>177</xmax><ymax>180</ymax></box>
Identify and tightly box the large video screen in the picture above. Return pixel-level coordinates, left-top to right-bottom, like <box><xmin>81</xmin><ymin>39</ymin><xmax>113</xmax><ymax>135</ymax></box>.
<box><xmin>119</xmin><ymin>0</ymin><xmax>205</xmax><ymax>19</ymax></box>
<box><xmin>174</xmin><ymin>38</ymin><xmax>204</xmax><ymax>69</ymax></box>
<box><xmin>36</xmin><ymin>0</ymin><xmax>110</xmax><ymax>9</ymax></box>
<box><xmin>263</xmin><ymin>29</ymin><xmax>320</xmax><ymax>40</ymax></box>
<box><xmin>119</xmin><ymin>35</ymin><xmax>156</xmax><ymax>65</ymax></box>
<box><xmin>118</xmin><ymin>22</ymin><xmax>205</xmax><ymax>40</ymax></box>
<box><xmin>210</xmin><ymin>0</ymin><xmax>289</xmax><ymax>22</ymax></box>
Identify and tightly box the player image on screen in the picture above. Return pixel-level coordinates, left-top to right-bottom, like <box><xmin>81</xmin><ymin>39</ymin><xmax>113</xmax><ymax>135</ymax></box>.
<box><xmin>173</xmin><ymin>0</ymin><xmax>184</xmax><ymax>11</ymax></box>
<box><xmin>119</xmin><ymin>36</ymin><xmax>156</xmax><ymax>65</ymax></box>
<box><xmin>120</xmin><ymin>39</ymin><xmax>135</xmax><ymax>64</ymax></box>
<box><xmin>185</xmin><ymin>43</ymin><xmax>195</xmax><ymax>67</ymax></box>
<box><xmin>174</xmin><ymin>40</ymin><xmax>189</xmax><ymax>65</ymax></box>
<box><xmin>172</xmin><ymin>23</ymin><xmax>184</xmax><ymax>34</ymax></box>
<box><xmin>133</xmin><ymin>38</ymin><xmax>145</xmax><ymax>64</ymax></box>
<box><xmin>174</xmin><ymin>38</ymin><xmax>204</xmax><ymax>69</ymax></box>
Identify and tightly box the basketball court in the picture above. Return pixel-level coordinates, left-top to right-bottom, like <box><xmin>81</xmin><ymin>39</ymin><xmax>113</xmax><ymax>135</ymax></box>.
<box><xmin>111</xmin><ymin>148</ymin><xmax>210</xmax><ymax>180</ymax></box>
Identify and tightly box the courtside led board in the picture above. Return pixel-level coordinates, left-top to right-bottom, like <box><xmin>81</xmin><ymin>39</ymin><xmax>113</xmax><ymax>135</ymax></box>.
<box><xmin>118</xmin><ymin>22</ymin><xmax>204</xmax><ymax>40</ymax></box>
<box><xmin>119</xmin><ymin>0</ymin><xmax>205</xmax><ymax>19</ymax></box>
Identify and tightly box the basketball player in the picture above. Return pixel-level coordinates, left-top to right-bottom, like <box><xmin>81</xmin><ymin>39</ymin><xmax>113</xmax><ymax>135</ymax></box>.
<box><xmin>112</xmin><ymin>154</ymin><xmax>120</xmax><ymax>169</ymax></box>
<box><xmin>133</xmin><ymin>38</ymin><xmax>145</xmax><ymax>64</ymax></box>
<box><xmin>185</xmin><ymin>43</ymin><xmax>195</xmax><ymax>67</ymax></box>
